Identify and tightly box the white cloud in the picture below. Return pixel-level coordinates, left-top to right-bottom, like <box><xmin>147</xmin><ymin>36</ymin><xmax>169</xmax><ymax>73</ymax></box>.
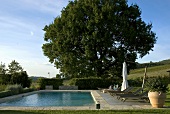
<box><xmin>30</xmin><ymin>31</ymin><xmax>34</xmax><ymax>36</ymax></box>
<box><xmin>22</xmin><ymin>61</ymin><xmax>59</xmax><ymax>77</ymax></box>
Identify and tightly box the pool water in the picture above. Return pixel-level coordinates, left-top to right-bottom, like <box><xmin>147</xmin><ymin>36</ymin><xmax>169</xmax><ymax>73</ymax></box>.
<box><xmin>0</xmin><ymin>92</ymin><xmax>95</xmax><ymax>106</ymax></box>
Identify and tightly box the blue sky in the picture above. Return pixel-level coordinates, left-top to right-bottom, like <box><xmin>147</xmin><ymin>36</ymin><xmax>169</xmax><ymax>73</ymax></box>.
<box><xmin>0</xmin><ymin>0</ymin><xmax>170</xmax><ymax>77</ymax></box>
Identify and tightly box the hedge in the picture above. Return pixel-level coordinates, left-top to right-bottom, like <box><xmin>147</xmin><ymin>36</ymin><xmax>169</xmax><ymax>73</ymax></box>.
<box><xmin>0</xmin><ymin>90</ymin><xmax>12</xmax><ymax>98</ymax></box>
<box><xmin>70</xmin><ymin>78</ymin><xmax>122</xmax><ymax>90</ymax></box>
<box><xmin>0</xmin><ymin>88</ymin><xmax>34</xmax><ymax>98</ymax></box>
<box><xmin>39</xmin><ymin>78</ymin><xmax>63</xmax><ymax>90</ymax></box>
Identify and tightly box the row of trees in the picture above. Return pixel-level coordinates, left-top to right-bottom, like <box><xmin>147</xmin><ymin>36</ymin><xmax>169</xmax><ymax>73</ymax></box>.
<box><xmin>0</xmin><ymin>60</ymin><xmax>31</xmax><ymax>88</ymax></box>
<box><xmin>42</xmin><ymin>0</ymin><xmax>157</xmax><ymax>79</ymax></box>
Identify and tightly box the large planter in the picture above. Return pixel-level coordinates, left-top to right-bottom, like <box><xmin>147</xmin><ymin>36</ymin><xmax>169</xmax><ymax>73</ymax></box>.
<box><xmin>148</xmin><ymin>91</ymin><xmax>166</xmax><ymax>108</ymax></box>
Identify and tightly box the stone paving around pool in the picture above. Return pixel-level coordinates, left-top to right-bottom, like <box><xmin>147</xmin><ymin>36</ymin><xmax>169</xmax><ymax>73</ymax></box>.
<box><xmin>0</xmin><ymin>90</ymin><xmax>169</xmax><ymax>110</ymax></box>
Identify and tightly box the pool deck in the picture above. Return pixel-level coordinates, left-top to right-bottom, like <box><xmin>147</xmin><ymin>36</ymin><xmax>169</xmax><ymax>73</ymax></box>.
<box><xmin>0</xmin><ymin>90</ymin><xmax>169</xmax><ymax>110</ymax></box>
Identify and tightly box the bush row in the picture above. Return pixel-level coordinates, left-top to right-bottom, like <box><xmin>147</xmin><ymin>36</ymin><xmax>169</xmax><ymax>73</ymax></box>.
<box><xmin>38</xmin><ymin>76</ymin><xmax>169</xmax><ymax>90</ymax></box>
<box><xmin>39</xmin><ymin>78</ymin><xmax>63</xmax><ymax>90</ymax></box>
<box><xmin>0</xmin><ymin>87</ymin><xmax>34</xmax><ymax>98</ymax></box>
<box><xmin>70</xmin><ymin>77</ymin><xmax>122</xmax><ymax>90</ymax></box>
<box><xmin>0</xmin><ymin>90</ymin><xmax>12</xmax><ymax>98</ymax></box>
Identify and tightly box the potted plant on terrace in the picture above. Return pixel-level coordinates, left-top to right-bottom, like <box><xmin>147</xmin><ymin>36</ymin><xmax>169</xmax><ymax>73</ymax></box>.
<box><xmin>146</xmin><ymin>77</ymin><xmax>169</xmax><ymax>108</ymax></box>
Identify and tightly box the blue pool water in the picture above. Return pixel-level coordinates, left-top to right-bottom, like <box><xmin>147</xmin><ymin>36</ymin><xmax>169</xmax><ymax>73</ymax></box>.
<box><xmin>0</xmin><ymin>92</ymin><xmax>95</xmax><ymax>106</ymax></box>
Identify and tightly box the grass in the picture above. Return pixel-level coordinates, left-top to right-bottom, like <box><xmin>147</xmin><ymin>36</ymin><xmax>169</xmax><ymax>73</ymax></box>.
<box><xmin>165</xmin><ymin>84</ymin><xmax>170</xmax><ymax>106</ymax></box>
<box><xmin>128</xmin><ymin>64</ymin><xmax>170</xmax><ymax>79</ymax></box>
<box><xmin>165</xmin><ymin>92</ymin><xmax>170</xmax><ymax>106</ymax></box>
<box><xmin>0</xmin><ymin>110</ymin><xmax>170</xmax><ymax>114</ymax></box>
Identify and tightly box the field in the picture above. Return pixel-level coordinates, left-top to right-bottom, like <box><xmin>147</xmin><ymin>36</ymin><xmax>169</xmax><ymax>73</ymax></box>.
<box><xmin>128</xmin><ymin>64</ymin><xmax>170</xmax><ymax>79</ymax></box>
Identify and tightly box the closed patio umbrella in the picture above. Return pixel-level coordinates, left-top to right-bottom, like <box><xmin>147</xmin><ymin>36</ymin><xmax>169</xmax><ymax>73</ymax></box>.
<box><xmin>121</xmin><ymin>62</ymin><xmax>129</xmax><ymax>91</ymax></box>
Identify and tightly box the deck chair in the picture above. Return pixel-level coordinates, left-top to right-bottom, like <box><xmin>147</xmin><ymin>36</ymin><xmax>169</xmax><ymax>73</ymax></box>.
<box><xmin>108</xmin><ymin>87</ymin><xmax>134</xmax><ymax>96</ymax></box>
<box><xmin>120</xmin><ymin>91</ymin><xmax>148</xmax><ymax>102</ymax></box>
<box><xmin>97</xmin><ymin>87</ymin><xmax>109</xmax><ymax>92</ymax></box>
<box><xmin>116</xmin><ymin>88</ymin><xmax>143</xmax><ymax>99</ymax></box>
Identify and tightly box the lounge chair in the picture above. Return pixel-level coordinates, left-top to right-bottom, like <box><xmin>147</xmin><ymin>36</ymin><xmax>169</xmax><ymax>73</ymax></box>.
<box><xmin>120</xmin><ymin>91</ymin><xmax>148</xmax><ymax>102</ymax></box>
<box><xmin>108</xmin><ymin>87</ymin><xmax>134</xmax><ymax>96</ymax></box>
<box><xmin>116</xmin><ymin>88</ymin><xmax>143</xmax><ymax>99</ymax></box>
<box><xmin>97</xmin><ymin>87</ymin><xmax>110</xmax><ymax>92</ymax></box>
<box><xmin>97</xmin><ymin>85</ymin><xmax>113</xmax><ymax>93</ymax></box>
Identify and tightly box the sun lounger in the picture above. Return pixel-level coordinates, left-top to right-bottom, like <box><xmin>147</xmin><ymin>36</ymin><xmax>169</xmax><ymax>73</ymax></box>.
<box><xmin>120</xmin><ymin>91</ymin><xmax>148</xmax><ymax>102</ymax></box>
<box><xmin>108</xmin><ymin>87</ymin><xmax>134</xmax><ymax>96</ymax></box>
<box><xmin>116</xmin><ymin>88</ymin><xmax>143</xmax><ymax>99</ymax></box>
<box><xmin>97</xmin><ymin>87</ymin><xmax>108</xmax><ymax>91</ymax></box>
<box><xmin>97</xmin><ymin>85</ymin><xmax>120</xmax><ymax>93</ymax></box>
<box><xmin>97</xmin><ymin>87</ymin><xmax>111</xmax><ymax>92</ymax></box>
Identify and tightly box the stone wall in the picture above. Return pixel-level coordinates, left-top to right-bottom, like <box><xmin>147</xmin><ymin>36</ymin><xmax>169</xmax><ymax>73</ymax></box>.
<box><xmin>45</xmin><ymin>85</ymin><xmax>53</xmax><ymax>90</ymax></box>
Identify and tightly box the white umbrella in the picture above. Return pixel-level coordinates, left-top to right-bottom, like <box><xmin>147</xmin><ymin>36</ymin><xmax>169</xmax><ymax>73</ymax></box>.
<box><xmin>121</xmin><ymin>62</ymin><xmax>129</xmax><ymax>91</ymax></box>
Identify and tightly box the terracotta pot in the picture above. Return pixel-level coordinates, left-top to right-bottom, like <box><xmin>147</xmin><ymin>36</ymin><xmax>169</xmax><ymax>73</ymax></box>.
<box><xmin>148</xmin><ymin>91</ymin><xmax>166</xmax><ymax>108</ymax></box>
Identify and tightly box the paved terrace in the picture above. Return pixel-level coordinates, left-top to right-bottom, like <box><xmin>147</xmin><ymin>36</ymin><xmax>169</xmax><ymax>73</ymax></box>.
<box><xmin>0</xmin><ymin>90</ymin><xmax>169</xmax><ymax>110</ymax></box>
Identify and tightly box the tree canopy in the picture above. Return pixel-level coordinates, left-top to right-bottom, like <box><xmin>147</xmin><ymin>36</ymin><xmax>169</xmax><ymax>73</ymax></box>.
<box><xmin>0</xmin><ymin>62</ymin><xmax>6</xmax><ymax>74</ymax></box>
<box><xmin>0</xmin><ymin>60</ymin><xmax>31</xmax><ymax>87</ymax></box>
<box><xmin>42</xmin><ymin>0</ymin><xmax>157</xmax><ymax>78</ymax></box>
<box><xmin>8</xmin><ymin>60</ymin><xmax>23</xmax><ymax>74</ymax></box>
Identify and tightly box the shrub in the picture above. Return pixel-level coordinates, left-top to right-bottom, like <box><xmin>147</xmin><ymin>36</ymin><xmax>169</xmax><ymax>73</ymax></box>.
<box><xmin>0</xmin><ymin>87</ymin><xmax>34</xmax><ymax>98</ymax></box>
<box><xmin>5</xmin><ymin>84</ymin><xmax>23</xmax><ymax>94</ymax></box>
<box><xmin>0</xmin><ymin>84</ymin><xmax>7</xmax><ymax>92</ymax></box>
<box><xmin>128</xmin><ymin>77</ymin><xmax>143</xmax><ymax>87</ymax></box>
<box><xmin>145</xmin><ymin>76</ymin><xmax>169</xmax><ymax>93</ymax></box>
<box><xmin>0</xmin><ymin>90</ymin><xmax>12</xmax><ymax>98</ymax></box>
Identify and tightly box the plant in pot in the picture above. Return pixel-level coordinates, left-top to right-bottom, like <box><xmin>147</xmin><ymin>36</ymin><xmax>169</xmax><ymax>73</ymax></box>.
<box><xmin>145</xmin><ymin>76</ymin><xmax>169</xmax><ymax>108</ymax></box>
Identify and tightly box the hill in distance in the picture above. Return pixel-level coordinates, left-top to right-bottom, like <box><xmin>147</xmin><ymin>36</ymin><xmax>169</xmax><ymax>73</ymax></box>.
<box><xmin>29</xmin><ymin>76</ymin><xmax>45</xmax><ymax>82</ymax></box>
<box><xmin>129</xmin><ymin>59</ymin><xmax>170</xmax><ymax>79</ymax></box>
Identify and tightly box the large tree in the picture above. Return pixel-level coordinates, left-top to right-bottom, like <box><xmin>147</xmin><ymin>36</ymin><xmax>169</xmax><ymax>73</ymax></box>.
<box><xmin>42</xmin><ymin>0</ymin><xmax>157</xmax><ymax>78</ymax></box>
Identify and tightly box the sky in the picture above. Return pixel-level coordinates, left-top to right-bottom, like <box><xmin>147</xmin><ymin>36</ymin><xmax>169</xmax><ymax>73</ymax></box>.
<box><xmin>0</xmin><ymin>0</ymin><xmax>170</xmax><ymax>78</ymax></box>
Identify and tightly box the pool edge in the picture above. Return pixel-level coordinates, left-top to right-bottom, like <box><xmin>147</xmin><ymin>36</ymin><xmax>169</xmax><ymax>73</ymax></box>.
<box><xmin>0</xmin><ymin>90</ymin><xmax>107</xmax><ymax>110</ymax></box>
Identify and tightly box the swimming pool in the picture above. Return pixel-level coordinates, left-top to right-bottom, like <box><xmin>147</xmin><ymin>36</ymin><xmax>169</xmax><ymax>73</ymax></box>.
<box><xmin>0</xmin><ymin>91</ymin><xmax>95</xmax><ymax>107</ymax></box>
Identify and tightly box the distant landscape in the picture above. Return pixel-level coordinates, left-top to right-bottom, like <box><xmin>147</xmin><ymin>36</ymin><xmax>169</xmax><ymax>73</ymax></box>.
<box><xmin>128</xmin><ymin>59</ymin><xmax>170</xmax><ymax>79</ymax></box>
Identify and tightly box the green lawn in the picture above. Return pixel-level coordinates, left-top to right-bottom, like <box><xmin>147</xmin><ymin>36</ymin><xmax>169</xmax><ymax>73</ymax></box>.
<box><xmin>165</xmin><ymin>84</ymin><xmax>170</xmax><ymax>106</ymax></box>
<box><xmin>0</xmin><ymin>110</ymin><xmax>170</xmax><ymax>114</ymax></box>
<box><xmin>165</xmin><ymin>92</ymin><xmax>170</xmax><ymax>106</ymax></box>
